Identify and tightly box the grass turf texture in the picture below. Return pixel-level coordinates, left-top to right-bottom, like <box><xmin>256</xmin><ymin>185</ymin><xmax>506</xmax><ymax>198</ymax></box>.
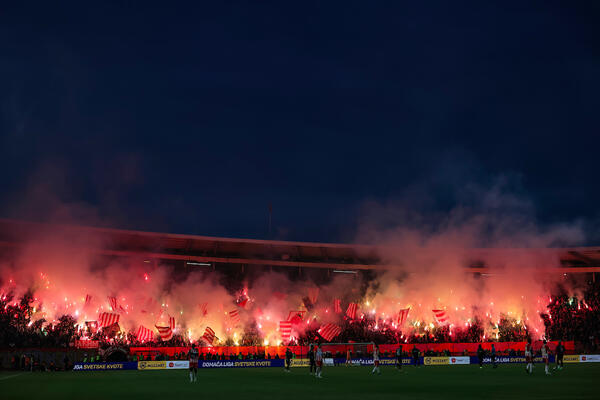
<box><xmin>1</xmin><ymin>364</ymin><xmax>598</xmax><ymax>400</ymax></box>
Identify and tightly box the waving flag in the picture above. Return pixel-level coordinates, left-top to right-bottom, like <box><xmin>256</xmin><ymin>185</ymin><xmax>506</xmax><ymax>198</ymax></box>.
<box><xmin>432</xmin><ymin>309</ymin><xmax>449</xmax><ymax>325</ymax></box>
<box><xmin>155</xmin><ymin>325</ymin><xmax>173</xmax><ymax>341</ymax></box>
<box><xmin>346</xmin><ymin>303</ymin><xmax>358</xmax><ymax>320</ymax></box>
<box><xmin>279</xmin><ymin>321</ymin><xmax>292</xmax><ymax>343</ymax></box>
<box><xmin>169</xmin><ymin>316</ymin><xmax>176</xmax><ymax>330</ymax></box>
<box><xmin>308</xmin><ymin>287</ymin><xmax>320</xmax><ymax>304</ymax></box>
<box><xmin>84</xmin><ymin>294</ymin><xmax>92</xmax><ymax>307</ymax></box>
<box><xmin>203</xmin><ymin>327</ymin><xmax>216</xmax><ymax>345</ymax></box>
<box><xmin>333</xmin><ymin>299</ymin><xmax>342</xmax><ymax>314</ymax></box>
<box><xmin>228</xmin><ymin>309</ymin><xmax>241</xmax><ymax>326</ymax></box>
<box><xmin>318</xmin><ymin>323</ymin><xmax>342</xmax><ymax>342</ymax></box>
<box><xmin>98</xmin><ymin>312</ymin><xmax>120</xmax><ymax>328</ymax></box>
<box><xmin>107</xmin><ymin>296</ymin><xmax>118</xmax><ymax>311</ymax></box>
<box><xmin>287</xmin><ymin>310</ymin><xmax>306</xmax><ymax>324</ymax></box>
<box><xmin>199</xmin><ymin>303</ymin><xmax>208</xmax><ymax>316</ymax></box>
<box><xmin>396</xmin><ymin>308</ymin><xmax>410</xmax><ymax>326</ymax></box>
<box><xmin>136</xmin><ymin>325</ymin><xmax>154</xmax><ymax>342</ymax></box>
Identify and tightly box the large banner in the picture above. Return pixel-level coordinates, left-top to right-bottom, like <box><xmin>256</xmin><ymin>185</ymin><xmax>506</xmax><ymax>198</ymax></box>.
<box><xmin>74</xmin><ymin>340</ymin><xmax>100</xmax><ymax>349</ymax></box>
<box><xmin>198</xmin><ymin>360</ymin><xmax>284</xmax><ymax>368</ymax></box>
<box><xmin>137</xmin><ymin>359</ymin><xmax>284</xmax><ymax>370</ymax></box>
<box><xmin>424</xmin><ymin>357</ymin><xmax>470</xmax><ymax>365</ymax></box>
<box><xmin>138</xmin><ymin>361</ymin><xmax>167</xmax><ymax>370</ymax></box>
<box><xmin>73</xmin><ymin>362</ymin><xmax>137</xmax><ymax>371</ymax></box>
<box><xmin>563</xmin><ymin>355</ymin><xmax>581</xmax><ymax>363</ymax></box>
<box><xmin>77</xmin><ymin>354</ymin><xmax>600</xmax><ymax>372</ymax></box>
<box><xmin>574</xmin><ymin>355</ymin><xmax>600</xmax><ymax>363</ymax></box>
<box><xmin>475</xmin><ymin>355</ymin><xmax>556</xmax><ymax>364</ymax></box>
<box><xmin>290</xmin><ymin>359</ymin><xmax>310</xmax><ymax>367</ymax></box>
<box><xmin>167</xmin><ymin>360</ymin><xmax>190</xmax><ymax>369</ymax></box>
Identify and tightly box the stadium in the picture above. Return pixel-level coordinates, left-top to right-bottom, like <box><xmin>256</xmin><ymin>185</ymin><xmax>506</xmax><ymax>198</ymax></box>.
<box><xmin>2</xmin><ymin>3</ymin><xmax>600</xmax><ymax>398</ymax></box>
<box><xmin>1</xmin><ymin>218</ymin><xmax>599</xmax><ymax>399</ymax></box>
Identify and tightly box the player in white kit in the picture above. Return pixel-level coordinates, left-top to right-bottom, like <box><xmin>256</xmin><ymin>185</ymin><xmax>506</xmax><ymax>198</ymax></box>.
<box><xmin>315</xmin><ymin>344</ymin><xmax>323</xmax><ymax>378</ymax></box>
<box><xmin>371</xmin><ymin>343</ymin><xmax>381</xmax><ymax>375</ymax></box>
<box><xmin>541</xmin><ymin>340</ymin><xmax>551</xmax><ymax>375</ymax></box>
<box><xmin>525</xmin><ymin>338</ymin><xmax>533</xmax><ymax>374</ymax></box>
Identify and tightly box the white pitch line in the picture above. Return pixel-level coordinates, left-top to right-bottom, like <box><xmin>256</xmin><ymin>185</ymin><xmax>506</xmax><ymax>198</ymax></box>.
<box><xmin>0</xmin><ymin>373</ymin><xmax>25</xmax><ymax>380</ymax></box>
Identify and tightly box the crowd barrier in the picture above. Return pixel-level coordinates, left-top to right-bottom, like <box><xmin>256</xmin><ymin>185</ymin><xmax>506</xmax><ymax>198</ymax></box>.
<box><xmin>71</xmin><ymin>354</ymin><xmax>600</xmax><ymax>371</ymax></box>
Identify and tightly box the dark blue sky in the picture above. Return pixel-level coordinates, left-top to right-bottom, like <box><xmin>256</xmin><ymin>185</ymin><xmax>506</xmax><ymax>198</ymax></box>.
<box><xmin>1</xmin><ymin>2</ymin><xmax>599</xmax><ymax>243</ymax></box>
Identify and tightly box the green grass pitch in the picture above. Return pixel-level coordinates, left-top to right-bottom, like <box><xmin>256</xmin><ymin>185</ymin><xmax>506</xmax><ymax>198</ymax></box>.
<box><xmin>1</xmin><ymin>364</ymin><xmax>598</xmax><ymax>400</ymax></box>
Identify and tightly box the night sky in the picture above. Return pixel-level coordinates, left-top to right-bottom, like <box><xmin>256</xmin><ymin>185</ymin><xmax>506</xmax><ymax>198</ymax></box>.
<box><xmin>1</xmin><ymin>2</ymin><xmax>599</xmax><ymax>243</ymax></box>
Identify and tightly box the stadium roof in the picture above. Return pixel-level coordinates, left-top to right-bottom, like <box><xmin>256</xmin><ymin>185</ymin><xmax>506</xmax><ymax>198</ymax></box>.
<box><xmin>0</xmin><ymin>218</ymin><xmax>599</xmax><ymax>273</ymax></box>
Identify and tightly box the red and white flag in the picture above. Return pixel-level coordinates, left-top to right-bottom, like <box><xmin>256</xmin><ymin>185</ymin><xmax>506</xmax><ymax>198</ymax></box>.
<box><xmin>308</xmin><ymin>287</ymin><xmax>320</xmax><ymax>304</ymax></box>
<box><xmin>199</xmin><ymin>303</ymin><xmax>208</xmax><ymax>316</ymax></box>
<box><xmin>287</xmin><ymin>310</ymin><xmax>306</xmax><ymax>324</ymax></box>
<box><xmin>279</xmin><ymin>321</ymin><xmax>292</xmax><ymax>343</ymax></box>
<box><xmin>346</xmin><ymin>303</ymin><xmax>358</xmax><ymax>320</ymax></box>
<box><xmin>228</xmin><ymin>309</ymin><xmax>240</xmax><ymax>326</ymax></box>
<box><xmin>333</xmin><ymin>299</ymin><xmax>342</xmax><ymax>314</ymax></box>
<box><xmin>85</xmin><ymin>294</ymin><xmax>92</xmax><ymax>307</ymax></box>
<box><xmin>432</xmin><ymin>309</ymin><xmax>449</xmax><ymax>325</ymax></box>
<box><xmin>136</xmin><ymin>325</ymin><xmax>154</xmax><ymax>342</ymax></box>
<box><xmin>155</xmin><ymin>325</ymin><xmax>173</xmax><ymax>341</ymax></box>
<box><xmin>318</xmin><ymin>323</ymin><xmax>342</xmax><ymax>342</ymax></box>
<box><xmin>396</xmin><ymin>308</ymin><xmax>410</xmax><ymax>326</ymax></box>
<box><xmin>107</xmin><ymin>296</ymin><xmax>118</xmax><ymax>311</ymax></box>
<box><xmin>98</xmin><ymin>312</ymin><xmax>120</xmax><ymax>328</ymax></box>
<box><xmin>203</xmin><ymin>327</ymin><xmax>216</xmax><ymax>345</ymax></box>
<box><xmin>169</xmin><ymin>316</ymin><xmax>176</xmax><ymax>330</ymax></box>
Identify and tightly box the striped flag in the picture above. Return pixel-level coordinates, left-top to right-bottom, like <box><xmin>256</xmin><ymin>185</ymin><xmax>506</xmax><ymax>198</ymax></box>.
<box><xmin>98</xmin><ymin>312</ymin><xmax>120</xmax><ymax>328</ymax></box>
<box><xmin>169</xmin><ymin>316</ymin><xmax>176</xmax><ymax>330</ymax></box>
<box><xmin>203</xmin><ymin>327</ymin><xmax>216</xmax><ymax>345</ymax></box>
<box><xmin>333</xmin><ymin>299</ymin><xmax>342</xmax><ymax>313</ymax></box>
<box><xmin>346</xmin><ymin>303</ymin><xmax>358</xmax><ymax>320</ymax></box>
<box><xmin>287</xmin><ymin>310</ymin><xmax>306</xmax><ymax>324</ymax></box>
<box><xmin>85</xmin><ymin>294</ymin><xmax>92</xmax><ymax>306</ymax></box>
<box><xmin>228</xmin><ymin>309</ymin><xmax>240</xmax><ymax>326</ymax></box>
<box><xmin>136</xmin><ymin>325</ymin><xmax>154</xmax><ymax>342</ymax></box>
<box><xmin>199</xmin><ymin>303</ymin><xmax>208</xmax><ymax>316</ymax></box>
<box><xmin>318</xmin><ymin>323</ymin><xmax>342</xmax><ymax>342</ymax></box>
<box><xmin>308</xmin><ymin>287</ymin><xmax>320</xmax><ymax>304</ymax></box>
<box><xmin>155</xmin><ymin>325</ymin><xmax>173</xmax><ymax>341</ymax></box>
<box><xmin>107</xmin><ymin>296</ymin><xmax>118</xmax><ymax>311</ymax></box>
<box><xmin>396</xmin><ymin>308</ymin><xmax>410</xmax><ymax>326</ymax></box>
<box><xmin>432</xmin><ymin>309</ymin><xmax>449</xmax><ymax>325</ymax></box>
<box><xmin>279</xmin><ymin>321</ymin><xmax>292</xmax><ymax>343</ymax></box>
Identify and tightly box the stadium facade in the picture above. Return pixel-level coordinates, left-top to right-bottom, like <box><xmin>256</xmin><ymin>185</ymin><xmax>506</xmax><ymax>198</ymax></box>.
<box><xmin>0</xmin><ymin>218</ymin><xmax>598</xmax><ymax>277</ymax></box>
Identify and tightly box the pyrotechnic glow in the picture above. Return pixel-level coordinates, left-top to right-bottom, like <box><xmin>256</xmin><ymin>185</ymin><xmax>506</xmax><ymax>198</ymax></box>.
<box><xmin>0</xmin><ymin>219</ymin><xmax>585</xmax><ymax>346</ymax></box>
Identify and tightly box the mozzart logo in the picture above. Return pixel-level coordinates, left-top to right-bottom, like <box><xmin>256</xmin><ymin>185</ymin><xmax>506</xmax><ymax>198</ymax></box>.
<box><xmin>424</xmin><ymin>357</ymin><xmax>450</xmax><ymax>365</ymax></box>
<box><xmin>290</xmin><ymin>359</ymin><xmax>310</xmax><ymax>367</ymax></box>
<box><xmin>138</xmin><ymin>361</ymin><xmax>167</xmax><ymax>370</ymax></box>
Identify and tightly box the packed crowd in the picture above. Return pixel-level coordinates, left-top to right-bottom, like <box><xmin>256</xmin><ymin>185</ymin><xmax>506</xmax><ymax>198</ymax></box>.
<box><xmin>1</xmin><ymin>281</ymin><xmax>599</xmax><ymax>352</ymax></box>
